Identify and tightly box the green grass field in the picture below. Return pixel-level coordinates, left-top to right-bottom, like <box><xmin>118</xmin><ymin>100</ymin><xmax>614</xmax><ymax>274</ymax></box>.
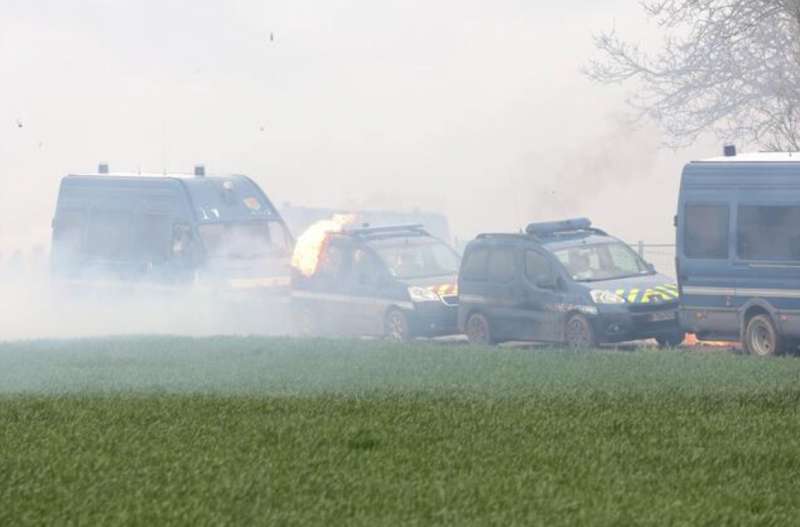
<box><xmin>2</xmin><ymin>337</ymin><xmax>800</xmax><ymax>525</ymax></box>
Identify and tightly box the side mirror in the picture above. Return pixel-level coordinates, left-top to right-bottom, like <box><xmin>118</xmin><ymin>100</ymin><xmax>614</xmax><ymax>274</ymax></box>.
<box><xmin>645</xmin><ymin>262</ymin><xmax>656</xmax><ymax>273</ymax></box>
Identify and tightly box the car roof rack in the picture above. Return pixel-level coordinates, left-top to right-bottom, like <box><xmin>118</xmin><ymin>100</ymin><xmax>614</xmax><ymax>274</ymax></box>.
<box><xmin>340</xmin><ymin>224</ymin><xmax>429</xmax><ymax>237</ymax></box>
<box><xmin>476</xmin><ymin>233</ymin><xmax>528</xmax><ymax>240</ymax></box>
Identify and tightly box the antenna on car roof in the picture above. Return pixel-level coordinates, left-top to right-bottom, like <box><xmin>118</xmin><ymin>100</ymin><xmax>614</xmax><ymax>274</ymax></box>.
<box><xmin>723</xmin><ymin>144</ymin><xmax>737</xmax><ymax>157</ymax></box>
<box><xmin>194</xmin><ymin>165</ymin><xmax>206</xmax><ymax>177</ymax></box>
<box><xmin>98</xmin><ymin>163</ymin><xmax>109</xmax><ymax>174</ymax></box>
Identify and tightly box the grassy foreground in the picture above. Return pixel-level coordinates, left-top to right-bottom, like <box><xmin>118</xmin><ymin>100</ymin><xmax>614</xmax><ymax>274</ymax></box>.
<box><xmin>2</xmin><ymin>337</ymin><xmax>800</xmax><ymax>525</ymax></box>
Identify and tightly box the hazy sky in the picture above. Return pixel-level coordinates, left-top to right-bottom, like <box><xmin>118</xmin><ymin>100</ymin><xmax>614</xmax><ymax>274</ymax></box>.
<box><xmin>1</xmin><ymin>1</ymin><xmax>717</xmax><ymax>260</ymax></box>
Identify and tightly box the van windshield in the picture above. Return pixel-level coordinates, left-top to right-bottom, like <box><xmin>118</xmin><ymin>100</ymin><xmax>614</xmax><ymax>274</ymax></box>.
<box><xmin>371</xmin><ymin>237</ymin><xmax>460</xmax><ymax>279</ymax></box>
<box><xmin>199</xmin><ymin>221</ymin><xmax>289</xmax><ymax>259</ymax></box>
<box><xmin>553</xmin><ymin>242</ymin><xmax>652</xmax><ymax>282</ymax></box>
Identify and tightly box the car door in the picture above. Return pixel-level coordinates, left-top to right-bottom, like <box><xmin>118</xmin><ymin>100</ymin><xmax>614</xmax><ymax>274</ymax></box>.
<box><xmin>485</xmin><ymin>246</ymin><xmax>524</xmax><ymax>341</ymax></box>
<box><xmin>309</xmin><ymin>238</ymin><xmax>354</xmax><ymax>335</ymax></box>
<box><xmin>521</xmin><ymin>249</ymin><xmax>564</xmax><ymax>342</ymax></box>
<box><xmin>347</xmin><ymin>246</ymin><xmax>388</xmax><ymax>336</ymax></box>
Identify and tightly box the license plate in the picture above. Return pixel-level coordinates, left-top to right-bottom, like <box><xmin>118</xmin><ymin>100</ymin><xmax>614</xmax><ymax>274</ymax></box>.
<box><xmin>649</xmin><ymin>310</ymin><xmax>677</xmax><ymax>322</ymax></box>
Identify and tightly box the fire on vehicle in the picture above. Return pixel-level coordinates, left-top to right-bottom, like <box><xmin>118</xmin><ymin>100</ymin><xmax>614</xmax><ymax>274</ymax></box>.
<box><xmin>290</xmin><ymin>221</ymin><xmax>461</xmax><ymax>341</ymax></box>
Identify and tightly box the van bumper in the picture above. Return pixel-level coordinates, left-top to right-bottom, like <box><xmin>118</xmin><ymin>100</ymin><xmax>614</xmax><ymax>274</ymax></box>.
<box><xmin>409</xmin><ymin>302</ymin><xmax>459</xmax><ymax>337</ymax></box>
<box><xmin>593</xmin><ymin>305</ymin><xmax>680</xmax><ymax>343</ymax></box>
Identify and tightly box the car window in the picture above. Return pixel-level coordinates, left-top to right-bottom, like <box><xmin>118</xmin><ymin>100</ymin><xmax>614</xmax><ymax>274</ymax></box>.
<box><xmin>372</xmin><ymin>237</ymin><xmax>460</xmax><ymax>279</ymax></box>
<box><xmin>684</xmin><ymin>204</ymin><xmax>729</xmax><ymax>259</ymax></box>
<box><xmin>488</xmin><ymin>248</ymin><xmax>516</xmax><ymax>283</ymax></box>
<box><xmin>525</xmin><ymin>250</ymin><xmax>552</xmax><ymax>283</ymax></box>
<box><xmin>317</xmin><ymin>243</ymin><xmax>349</xmax><ymax>280</ymax></box>
<box><xmin>737</xmin><ymin>205</ymin><xmax>800</xmax><ymax>261</ymax></box>
<box><xmin>553</xmin><ymin>242</ymin><xmax>650</xmax><ymax>282</ymax></box>
<box><xmin>461</xmin><ymin>247</ymin><xmax>489</xmax><ymax>281</ymax></box>
<box><xmin>353</xmin><ymin>248</ymin><xmax>382</xmax><ymax>285</ymax></box>
<box><xmin>130</xmin><ymin>214</ymin><xmax>170</xmax><ymax>263</ymax></box>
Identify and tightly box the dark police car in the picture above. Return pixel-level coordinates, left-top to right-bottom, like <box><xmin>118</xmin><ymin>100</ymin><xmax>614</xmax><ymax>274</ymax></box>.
<box><xmin>291</xmin><ymin>224</ymin><xmax>461</xmax><ymax>341</ymax></box>
<box><xmin>458</xmin><ymin>219</ymin><xmax>683</xmax><ymax>347</ymax></box>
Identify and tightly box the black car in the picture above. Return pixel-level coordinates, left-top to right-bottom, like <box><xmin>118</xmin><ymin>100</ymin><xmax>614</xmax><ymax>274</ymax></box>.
<box><xmin>458</xmin><ymin>218</ymin><xmax>684</xmax><ymax>347</ymax></box>
<box><xmin>291</xmin><ymin>225</ymin><xmax>460</xmax><ymax>341</ymax></box>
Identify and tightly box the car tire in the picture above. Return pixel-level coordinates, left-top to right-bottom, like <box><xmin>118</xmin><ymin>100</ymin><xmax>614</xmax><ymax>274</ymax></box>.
<box><xmin>565</xmin><ymin>313</ymin><xmax>596</xmax><ymax>349</ymax></box>
<box><xmin>385</xmin><ymin>309</ymin><xmax>411</xmax><ymax>342</ymax></box>
<box><xmin>744</xmin><ymin>314</ymin><xmax>782</xmax><ymax>357</ymax></box>
<box><xmin>656</xmin><ymin>332</ymin><xmax>685</xmax><ymax>349</ymax></box>
<box><xmin>465</xmin><ymin>312</ymin><xmax>494</xmax><ymax>346</ymax></box>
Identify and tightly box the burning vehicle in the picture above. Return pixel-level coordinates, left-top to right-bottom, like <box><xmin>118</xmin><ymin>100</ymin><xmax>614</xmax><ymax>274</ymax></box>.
<box><xmin>290</xmin><ymin>219</ymin><xmax>461</xmax><ymax>340</ymax></box>
<box><xmin>50</xmin><ymin>165</ymin><xmax>293</xmax><ymax>302</ymax></box>
<box><xmin>458</xmin><ymin>218</ymin><xmax>684</xmax><ymax>347</ymax></box>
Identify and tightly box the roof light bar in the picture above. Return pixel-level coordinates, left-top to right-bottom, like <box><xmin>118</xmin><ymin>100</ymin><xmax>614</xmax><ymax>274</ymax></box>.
<box><xmin>525</xmin><ymin>218</ymin><xmax>592</xmax><ymax>236</ymax></box>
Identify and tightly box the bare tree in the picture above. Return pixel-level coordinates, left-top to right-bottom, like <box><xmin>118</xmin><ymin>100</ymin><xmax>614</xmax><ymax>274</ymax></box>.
<box><xmin>586</xmin><ymin>0</ymin><xmax>800</xmax><ymax>151</ymax></box>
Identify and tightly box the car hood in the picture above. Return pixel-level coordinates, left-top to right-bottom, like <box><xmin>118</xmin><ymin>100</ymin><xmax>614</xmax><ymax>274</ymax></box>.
<box><xmin>578</xmin><ymin>273</ymin><xmax>678</xmax><ymax>305</ymax></box>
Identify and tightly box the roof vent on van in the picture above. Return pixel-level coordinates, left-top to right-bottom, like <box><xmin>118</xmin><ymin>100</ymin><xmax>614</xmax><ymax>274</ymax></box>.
<box><xmin>98</xmin><ymin>163</ymin><xmax>109</xmax><ymax>174</ymax></box>
<box><xmin>723</xmin><ymin>144</ymin><xmax>737</xmax><ymax>157</ymax></box>
<box><xmin>194</xmin><ymin>165</ymin><xmax>206</xmax><ymax>177</ymax></box>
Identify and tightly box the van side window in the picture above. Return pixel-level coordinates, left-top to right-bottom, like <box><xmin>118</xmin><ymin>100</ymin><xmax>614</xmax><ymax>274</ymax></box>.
<box><xmin>738</xmin><ymin>205</ymin><xmax>800</xmax><ymax>261</ymax></box>
<box><xmin>462</xmin><ymin>247</ymin><xmax>489</xmax><ymax>281</ymax></box>
<box><xmin>525</xmin><ymin>251</ymin><xmax>551</xmax><ymax>283</ymax></box>
<box><xmin>131</xmin><ymin>214</ymin><xmax>170</xmax><ymax>263</ymax></box>
<box><xmin>488</xmin><ymin>248</ymin><xmax>516</xmax><ymax>283</ymax></box>
<box><xmin>684</xmin><ymin>204</ymin><xmax>729</xmax><ymax>259</ymax></box>
<box><xmin>86</xmin><ymin>210</ymin><xmax>132</xmax><ymax>260</ymax></box>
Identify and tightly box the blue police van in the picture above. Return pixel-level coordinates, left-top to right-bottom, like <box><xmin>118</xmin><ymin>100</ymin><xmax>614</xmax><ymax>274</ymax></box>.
<box><xmin>458</xmin><ymin>219</ymin><xmax>682</xmax><ymax>347</ymax></box>
<box><xmin>51</xmin><ymin>166</ymin><xmax>293</xmax><ymax>295</ymax></box>
<box><xmin>676</xmin><ymin>151</ymin><xmax>800</xmax><ymax>356</ymax></box>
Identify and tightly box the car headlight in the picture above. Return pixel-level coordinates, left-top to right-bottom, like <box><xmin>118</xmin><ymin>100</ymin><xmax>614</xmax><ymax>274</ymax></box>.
<box><xmin>408</xmin><ymin>286</ymin><xmax>440</xmax><ymax>303</ymax></box>
<box><xmin>590</xmin><ymin>290</ymin><xmax>626</xmax><ymax>304</ymax></box>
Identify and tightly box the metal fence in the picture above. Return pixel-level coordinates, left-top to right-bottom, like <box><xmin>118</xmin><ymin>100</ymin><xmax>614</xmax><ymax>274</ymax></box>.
<box><xmin>629</xmin><ymin>242</ymin><xmax>676</xmax><ymax>279</ymax></box>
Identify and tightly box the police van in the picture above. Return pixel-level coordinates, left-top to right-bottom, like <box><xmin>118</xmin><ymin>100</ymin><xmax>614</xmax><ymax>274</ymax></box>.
<box><xmin>51</xmin><ymin>165</ymin><xmax>293</xmax><ymax>295</ymax></box>
<box><xmin>458</xmin><ymin>219</ymin><xmax>683</xmax><ymax>347</ymax></box>
<box><xmin>676</xmin><ymin>150</ymin><xmax>800</xmax><ymax>356</ymax></box>
<box><xmin>291</xmin><ymin>224</ymin><xmax>460</xmax><ymax>340</ymax></box>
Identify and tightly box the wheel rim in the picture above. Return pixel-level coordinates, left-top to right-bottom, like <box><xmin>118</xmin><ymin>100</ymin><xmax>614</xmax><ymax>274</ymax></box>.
<box><xmin>566</xmin><ymin>318</ymin><xmax>591</xmax><ymax>348</ymax></box>
<box><xmin>467</xmin><ymin>315</ymin><xmax>489</xmax><ymax>345</ymax></box>
<box><xmin>387</xmin><ymin>312</ymin><xmax>407</xmax><ymax>341</ymax></box>
<box><xmin>750</xmin><ymin>320</ymin><xmax>774</xmax><ymax>356</ymax></box>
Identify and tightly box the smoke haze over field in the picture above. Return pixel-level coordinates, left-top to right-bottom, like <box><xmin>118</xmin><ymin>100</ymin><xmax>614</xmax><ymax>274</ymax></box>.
<box><xmin>0</xmin><ymin>1</ymin><xmax>720</xmax><ymax>251</ymax></box>
<box><xmin>0</xmin><ymin>1</ymin><xmax>720</xmax><ymax>337</ymax></box>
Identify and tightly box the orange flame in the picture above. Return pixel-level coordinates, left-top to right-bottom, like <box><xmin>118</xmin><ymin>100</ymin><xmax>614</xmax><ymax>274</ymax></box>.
<box><xmin>291</xmin><ymin>214</ymin><xmax>356</xmax><ymax>277</ymax></box>
<box><xmin>684</xmin><ymin>333</ymin><xmax>734</xmax><ymax>348</ymax></box>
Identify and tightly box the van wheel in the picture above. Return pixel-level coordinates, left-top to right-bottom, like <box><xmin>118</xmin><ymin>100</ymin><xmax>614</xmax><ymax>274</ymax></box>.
<box><xmin>656</xmin><ymin>332</ymin><xmax>685</xmax><ymax>349</ymax></box>
<box><xmin>466</xmin><ymin>312</ymin><xmax>494</xmax><ymax>346</ymax></box>
<box><xmin>565</xmin><ymin>314</ymin><xmax>596</xmax><ymax>349</ymax></box>
<box><xmin>385</xmin><ymin>309</ymin><xmax>411</xmax><ymax>342</ymax></box>
<box><xmin>744</xmin><ymin>314</ymin><xmax>782</xmax><ymax>357</ymax></box>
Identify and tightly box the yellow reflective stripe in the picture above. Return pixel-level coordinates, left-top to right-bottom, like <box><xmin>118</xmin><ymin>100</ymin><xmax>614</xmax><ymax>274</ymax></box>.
<box><xmin>627</xmin><ymin>288</ymin><xmax>640</xmax><ymax>303</ymax></box>
<box><xmin>654</xmin><ymin>285</ymin><xmax>679</xmax><ymax>299</ymax></box>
